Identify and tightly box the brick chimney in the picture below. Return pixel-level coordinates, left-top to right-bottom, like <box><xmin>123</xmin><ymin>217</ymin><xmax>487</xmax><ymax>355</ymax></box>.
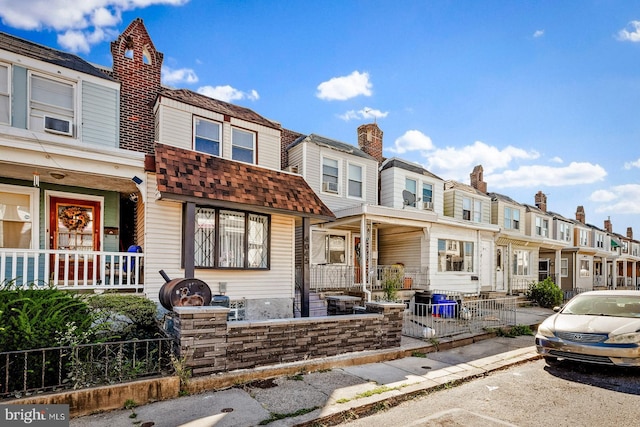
<box><xmin>576</xmin><ymin>206</ymin><xmax>585</xmax><ymax>224</ymax></box>
<box><xmin>470</xmin><ymin>165</ymin><xmax>487</xmax><ymax>193</ymax></box>
<box><xmin>534</xmin><ymin>191</ymin><xmax>547</xmax><ymax>212</ymax></box>
<box><xmin>111</xmin><ymin>18</ymin><xmax>163</xmax><ymax>155</ymax></box>
<box><xmin>357</xmin><ymin>123</ymin><xmax>383</xmax><ymax>162</ymax></box>
<box><xmin>604</xmin><ymin>217</ymin><xmax>612</xmax><ymax>233</ymax></box>
<box><xmin>627</xmin><ymin>227</ymin><xmax>633</xmax><ymax>240</ymax></box>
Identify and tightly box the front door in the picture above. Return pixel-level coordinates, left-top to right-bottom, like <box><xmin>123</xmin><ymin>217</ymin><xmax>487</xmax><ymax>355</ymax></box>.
<box><xmin>49</xmin><ymin>197</ymin><xmax>101</xmax><ymax>281</ymax></box>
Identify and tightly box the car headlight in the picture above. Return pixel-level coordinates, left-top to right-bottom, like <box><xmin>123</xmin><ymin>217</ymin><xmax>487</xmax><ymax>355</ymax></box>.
<box><xmin>536</xmin><ymin>324</ymin><xmax>555</xmax><ymax>338</ymax></box>
<box><xmin>605</xmin><ymin>333</ymin><xmax>640</xmax><ymax>344</ymax></box>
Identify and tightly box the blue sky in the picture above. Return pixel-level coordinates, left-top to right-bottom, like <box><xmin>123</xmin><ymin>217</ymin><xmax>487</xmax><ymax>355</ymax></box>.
<box><xmin>1</xmin><ymin>0</ymin><xmax>639</xmax><ymax>237</ymax></box>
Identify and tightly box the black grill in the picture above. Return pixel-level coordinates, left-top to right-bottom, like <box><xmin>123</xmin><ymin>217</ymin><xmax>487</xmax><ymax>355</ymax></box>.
<box><xmin>548</xmin><ymin>350</ymin><xmax>614</xmax><ymax>365</ymax></box>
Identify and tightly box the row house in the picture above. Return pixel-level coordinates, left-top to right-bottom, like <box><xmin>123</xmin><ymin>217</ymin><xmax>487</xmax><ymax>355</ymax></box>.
<box><xmin>0</xmin><ymin>19</ymin><xmax>334</xmax><ymax>321</ymax></box>
<box><xmin>0</xmin><ymin>31</ymin><xmax>146</xmax><ymax>289</ymax></box>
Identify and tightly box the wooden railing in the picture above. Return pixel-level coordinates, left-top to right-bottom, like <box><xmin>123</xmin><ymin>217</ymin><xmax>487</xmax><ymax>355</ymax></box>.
<box><xmin>0</xmin><ymin>249</ymin><xmax>144</xmax><ymax>290</ymax></box>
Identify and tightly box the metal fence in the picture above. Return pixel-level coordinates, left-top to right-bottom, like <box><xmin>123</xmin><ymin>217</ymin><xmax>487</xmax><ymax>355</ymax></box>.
<box><xmin>0</xmin><ymin>337</ymin><xmax>175</xmax><ymax>400</ymax></box>
<box><xmin>403</xmin><ymin>297</ymin><xmax>518</xmax><ymax>339</ymax></box>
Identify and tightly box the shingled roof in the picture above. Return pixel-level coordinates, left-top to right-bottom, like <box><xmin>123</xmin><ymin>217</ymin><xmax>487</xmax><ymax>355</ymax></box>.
<box><xmin>154</xmin><ymin>143</ymin><xmax>335</xmax><ymax>220</ymax></box>
<box><xmin>157</xmin><ymin>88</ymin><xmax>280</xmax><ymax>130</ymax></box>
<box><xmin>0</xmin><ymin>32</ymin><xmax>113</xmax><ymax>80</ymax></box>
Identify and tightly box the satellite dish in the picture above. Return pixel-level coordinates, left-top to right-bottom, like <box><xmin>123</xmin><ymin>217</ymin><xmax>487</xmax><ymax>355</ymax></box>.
<box><xmin>402</xmin><ymin>190</ymin><xmax>416</xmax><ymax>207</ymax></box>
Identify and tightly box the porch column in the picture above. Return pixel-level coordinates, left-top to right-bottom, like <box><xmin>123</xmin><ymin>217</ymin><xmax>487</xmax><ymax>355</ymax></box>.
<box><xmin>554</xmin><ymin>250</ymin><xmax>561</xmax><ymax>284</ymax></box>
<box><xmin>301</xmin><ymin>217</ymin><xmax>311</xmax><ymax>317</ymax></box>
<box><xmin>183</xmin><ymin>202</ymin><xmax>195</xmax><ymax>278</ymax></box>
<box><xmin>361</xmin><ymin>215</ymin><xmax>371</xmax><ymax>302</ymax></box>
<box><xmin>602</xmin><ymin>258</ymin><xmax>609</xmax><ymax>288</ymax></box>
<box><xmin>612</xmin><ymin>260</ymin><xmax>618</xmax><ymax>289</ymax></box>
<box><xmin>632</xmin><ymin>260</ymin><xmax>637</xmax><ymax>288</ymax></box>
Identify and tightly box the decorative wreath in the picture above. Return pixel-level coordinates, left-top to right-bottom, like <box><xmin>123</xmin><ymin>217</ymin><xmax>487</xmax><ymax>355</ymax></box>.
<box><xmin>59</xmin><ymin>206</ymin><xmax>91</xmax><ymax>231</ymax></box>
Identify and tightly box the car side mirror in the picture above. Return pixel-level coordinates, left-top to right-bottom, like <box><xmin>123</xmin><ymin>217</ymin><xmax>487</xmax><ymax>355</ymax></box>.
<box><xmin>553</xmin><ymin>306</ymin><xmax>562</xmax><ymax>312</ymax></box>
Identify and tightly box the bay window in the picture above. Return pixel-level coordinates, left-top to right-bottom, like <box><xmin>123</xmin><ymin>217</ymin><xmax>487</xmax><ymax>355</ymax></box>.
<box><xmin>194</xmin><ymin>207</ymin><xmax>269</xmax><ymax>269</ymax></box>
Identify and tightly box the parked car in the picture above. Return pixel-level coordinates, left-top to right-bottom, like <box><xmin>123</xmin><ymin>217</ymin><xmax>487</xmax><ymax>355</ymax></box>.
<box><xmin>535</xmin><ymin>290</ymin><xmax>640</xmax><ymax>367</ymax></box>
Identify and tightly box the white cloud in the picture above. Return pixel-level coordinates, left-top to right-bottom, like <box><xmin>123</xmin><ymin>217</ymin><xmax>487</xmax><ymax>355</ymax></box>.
<box><xmin>0</xmin><ymin>0</ymin><xmax>189</xmax><ymax>52</ymax></box>
<box><xmin>338</xmin><ymin>107</ymin><xmax>388</xmax><ymax>121</ymax></box>
<box><xmin>624</xmin><ymin>158</ymin><xmax>640</xmax><ymax>169</ymax></box>
<box><xmin>591</xmin><ymin>184</ymin><xmax>640</xmax><ymax>214</ymax></box>
<box><xmin>316</xmin><ymin>71</ymin><xmax>372</xmax><ymax>101</ymax></box>
<box><xmin>533</xmin><ymin>30</ymin><xmax>544</xmax><ymax>38</ymax></box>
<box><xmin>550</xmin><ymin>156</ymin><xmax>563</xmax><ymax>163</ymax></box>
<box><xmin>197</xmin><ymin>85</ymin><xmax>259</xmax><ymax>103</ymax></box>
<box><xmin>617</xmin><ymin>21</ymin><xmax>640</xmax><ymax>42</ymax></box>
<box><xmin>485</xmin><ymin>162</ymin><xmax>607</xmax><ymax>188</ymax></box>
<box><xmin>388</xmin><ymin>130</ymin><xmax>434</xmax><ymax>154</ymax></box>
<box><xmin>423</xmin><ymin>141</ymin><xmax>539</xmax><ymax>180</ymax></box>
<box><xmin>162</xmin><ymin>66</ymin><xmax>198</xmax><ymax>85</ymax></box>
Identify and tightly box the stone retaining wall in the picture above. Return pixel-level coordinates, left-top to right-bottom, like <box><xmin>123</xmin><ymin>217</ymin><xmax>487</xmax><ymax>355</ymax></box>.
<box><xmin>169</xmin><ymin>302</ymin><xmax>405</xmax><ymax>376</ymax></box>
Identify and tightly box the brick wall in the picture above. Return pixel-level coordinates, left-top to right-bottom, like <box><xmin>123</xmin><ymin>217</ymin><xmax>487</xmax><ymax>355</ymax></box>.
<box><xmin>111</xmin><ymin>18</ymin><xmax>163</xmax><ymax>155</ymax></box>
<box><xmin>169</xmin><ymin>302</ymin><xmax>404</xmax><ymax>376</ymax></box>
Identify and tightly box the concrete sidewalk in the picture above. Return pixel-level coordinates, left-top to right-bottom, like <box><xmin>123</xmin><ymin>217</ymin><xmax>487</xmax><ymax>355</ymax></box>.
<box><xmin>70</xmin><ymin>306</ymin><xmax>553</xmax><ymax>427</ymax></box>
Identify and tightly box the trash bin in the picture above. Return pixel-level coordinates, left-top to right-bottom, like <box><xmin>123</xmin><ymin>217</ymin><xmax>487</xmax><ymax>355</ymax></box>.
<box><xmin>211</xmin><ymin>295</ymin><xmax>230</xmax><ymax>307</ymax></box>
<box><xmin>414</xmin><ymin>292</ymin><xmax>431</xmax><ymax>315</ymax></box>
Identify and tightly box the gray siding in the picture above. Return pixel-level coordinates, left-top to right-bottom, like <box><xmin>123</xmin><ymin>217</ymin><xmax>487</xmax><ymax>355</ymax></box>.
<box><xmin>81</xmin><ymin>81</ymin><xmax>118</xmax><ymax>148</ymax></box>
<box><xmin>11</xmin><ymin>65</ymin><xmax>27</xmax><ymax>129</ymax></box>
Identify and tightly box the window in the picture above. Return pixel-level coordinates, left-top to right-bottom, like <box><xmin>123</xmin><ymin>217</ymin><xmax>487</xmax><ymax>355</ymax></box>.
<box><xmin>579</xmin><ymin>259</ymin><xmax>590</xmax><ymax>277</ymax></box>
<box><xmin>30</xmin><ymin>74</ymin><xmax>74</xmax><ymax>135</ymax></box>
<box><xmin>422</xmin><ymin>183</ymin><xmax>433</xmax><ymax>203</ymax></box>
<box><xmin>405</xmin><ymin>178</ymin><xmax>417</xmax><ymax>207</ymax></box>
<box><xmin>322</xmin><ymin>158</ymin><xmax>339</xmax><ymax>193</ymax></box>
<box><xmin>348</xmin><ymin>163</ymin><xmax>363</xmax><ymax>198</ymax></box>
<box><xmin>194</xmin><ymin>207</ymin><xmax>269</xmax><ymax>269</ymax></box>
<box><xmin>579</xmin><ymin>229</ymin><xmax>588</xmax><ymax>246</ymax></box>
<box><xmin>558</xmin><ymin>222</ymin><xmax>571</xmax><ymax>242</ymax></box>
<box><xmin>311</xmin><ymin>231</ymin><xmax>347</xmax><ymax>264</ymax></box>
<box><xmin>0</xmin><ymin>63</ymin><xmax>9</xmax><ymax>125</ymax></box>
<box><xmin>0</xmin><ymin>186</ymin><xmax>38</xmax><ymax>249</ymax></box>
<box><xmin>595</xmin><ymin>233</ymin><xmax>604</xmax><ymax>249</ymax></box>
<box><xmin>232</xmin><ymin>128</ymin><xmax>255</xmax><ymax>163</ymax></box>
<box><xmin>623</xmin><ymin>241</ymin><xmax>629</xmax><ymax>254</ymax></box>
<box><xmin>437</xmin><ymin>239</ymin><xmax>474</xmax><ymax>272</ymax></box>
<box><xmin>194</xmin><ymin>117</ymin><xmax>221</xmax><ymax>156</ymax></box>
<box><xmin>463</xmin><ymin>197</ymin><xmax>482</xmax><ymax>222</ymax></box>
<box><xmin>505</xmin><ymin>207</ymin><xmax>520</xmax><ymax>230</ymax></box>
<box><xmin>513</xmin><ymin>250</ymin><xmax>530</xmax><ymax>275</ymax></box>
<box><xmin>536</xmin><ymin>217</ymin><xmax>549</xmax><ymax>237</ymax></box>
<box><xmin>560</xmin><ymin>258</ymin><xmax>568</xmax><ymax>277</ymax></box>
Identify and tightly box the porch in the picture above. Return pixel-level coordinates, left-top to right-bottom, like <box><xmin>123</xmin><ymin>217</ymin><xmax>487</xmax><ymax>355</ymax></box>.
<box><xmin>305</xmin><ymin>264</ymin><xmax>430</xmax><ymax>293</ymax></box>
<box><xmin>0</xmin><ymin>249</ymin><xmax>144</xmax><ymax>291</ymax></box>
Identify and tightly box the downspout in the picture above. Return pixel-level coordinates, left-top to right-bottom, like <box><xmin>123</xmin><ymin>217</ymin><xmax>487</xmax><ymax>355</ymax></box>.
<box><xmin>361</xmin><ymin>214</ymin><xmax>371</xmax><ymax>302</ymax></box>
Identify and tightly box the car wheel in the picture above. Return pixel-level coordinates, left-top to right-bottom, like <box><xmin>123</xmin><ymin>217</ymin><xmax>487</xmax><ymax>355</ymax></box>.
<box><xmin>543</xmin><ymin>356</ymin><xmax>559</xmax><ymax>366</ymax></box>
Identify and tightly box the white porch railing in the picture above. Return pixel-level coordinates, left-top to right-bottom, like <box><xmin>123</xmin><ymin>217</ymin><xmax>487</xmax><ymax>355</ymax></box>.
<box><xmin>303</xmin><ymin>265</ymin><xmax>429</xmax><ymax>292</ymax></box>
<box><xmin>0</xmin><ymin>249</ymin><xmax>144</xmax><ymax>291</ymax></box>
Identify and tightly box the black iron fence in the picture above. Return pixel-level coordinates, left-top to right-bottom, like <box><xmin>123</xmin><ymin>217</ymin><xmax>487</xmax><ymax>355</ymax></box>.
<box><xmin>1</xmin><ymin>337</ymin><xmax>175</xmax><ymax>400</ymax></box>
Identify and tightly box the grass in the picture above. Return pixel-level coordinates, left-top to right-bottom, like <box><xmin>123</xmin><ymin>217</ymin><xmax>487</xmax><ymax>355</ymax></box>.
<box><xmin>491</xmin><ymin>324</ymin><xmax>534</xmax><ymax>338</ymax></box>
<box><xmin>258</xmin><ymin>406</ymin><xmax>320</xmax><ymax>425</ymax></box>
<box><xmin>336</xmin><ymin>383</ymin><xmax>409</xmax><ymax>404</ymax></box>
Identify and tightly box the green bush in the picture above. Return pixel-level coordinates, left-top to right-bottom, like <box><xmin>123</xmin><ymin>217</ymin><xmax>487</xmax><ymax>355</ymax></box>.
<box><xmin>0</xmin><ymin>282</ymin><xmax>96</xmax><ymax>351</ymax></box>
<box><xmin>86</xmin><ymin>294</ymin><xmax>161</xmax><ymax>340</ymax></box>
<box><xmin>526</xmin><ymin>278</ymin><xmax>563</xmax><ymax>308</ymax></box>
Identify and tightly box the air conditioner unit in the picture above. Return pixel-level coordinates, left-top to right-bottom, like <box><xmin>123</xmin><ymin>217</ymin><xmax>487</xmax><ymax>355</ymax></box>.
<box><xmin>44</xmin><ymin>116</ymin><xmax>72</xmax><ymax>136</ymax></box>
<box><xmin>323</xmin><ymin>181</ymin><xmax>338</xmax><ymax>193</ymax></box>
<box><xmin>286</xmin><ymin>165</ymin><xmax>299</xmax><ymax>173</ymax></box>
<box><xmin>423</xmin><ymin>201</ymin><xmax>434</xmax><ymax>211</ymax></box>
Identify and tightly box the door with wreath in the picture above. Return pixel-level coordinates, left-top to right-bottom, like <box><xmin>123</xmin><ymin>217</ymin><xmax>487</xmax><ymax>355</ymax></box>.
<box><xmin>49</xmin><ymin>197</ymin><xmax>101</xmax><ymax>282</ymax></box>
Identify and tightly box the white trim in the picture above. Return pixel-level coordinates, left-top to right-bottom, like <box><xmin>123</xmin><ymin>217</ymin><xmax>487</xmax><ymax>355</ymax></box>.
<box><xmin>28</xmin><ymin>71</ymin><xmax>78</xmax><ymax>138</ymax></box>
<box><xmin>0</xmin><ymin>61</ymin><xmax>10</xmax><ymax>126</ymax></box>
<box><xmin>320</xmin><ymin>155</ymin><xmax>341</xmax><ymax>196</ymax></box>
<box><xmin>346</xmin><ymin>160</ymin><xmax>365</xmax><ymax>200</ymax></box>
<box><xmin>193</xmin><ymin>115</ymin><xmax>222</xmax><ymax>156</ymax></box>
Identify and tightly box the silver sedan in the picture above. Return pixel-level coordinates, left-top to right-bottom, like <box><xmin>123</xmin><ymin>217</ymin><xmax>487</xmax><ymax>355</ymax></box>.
<box><xmin>535</xmin><ymin>290</ymin><xmax>640</xmax><ymax>367</ymax></box>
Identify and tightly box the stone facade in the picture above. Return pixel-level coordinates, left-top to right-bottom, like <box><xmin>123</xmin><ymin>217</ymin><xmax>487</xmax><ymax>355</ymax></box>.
<box><xmin>169</xmin><ymin>302</ymin><xmax>405</xmax><ymax>376</ymax></box>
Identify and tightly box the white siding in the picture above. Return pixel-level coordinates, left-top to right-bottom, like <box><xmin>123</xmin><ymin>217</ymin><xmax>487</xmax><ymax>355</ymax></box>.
<box><xmin>378</xmin><ymin>227</ymin><xmax>423</xmax><ymax>268</ymax></box>
<box><xmin>156</xmin><ymin>104</ymin><xmax>192</xmax><ymax>149</ymax></box>
<box><xmin>81</xmin><ymin>81</ymin><xmax>118</xmax><ymax>148</ymax></box>
<box><xmin>380</xmin><ymin>167</ymin><xmax>444</xmax><ymax>214</ymax></box>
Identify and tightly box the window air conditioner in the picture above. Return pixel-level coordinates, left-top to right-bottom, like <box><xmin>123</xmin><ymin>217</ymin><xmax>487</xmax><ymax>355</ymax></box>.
<box><xmin>286</xmin><ymin>165</ymin><xmax>299</xmax><ymax>173</ymax></box>
<box><xmin>323</xmin><ymin>181</ymin><xmax>338</xmax><ymax>193</ymax></box>
<box><xmin>423</xmin><ymin>201</ymin><xmax>434</xmax><ymax>211</ymax></box>
<box><xmin>44</xmin><ymin>116</ymin><xmax>72</xmax><ymax>136</ymax></box>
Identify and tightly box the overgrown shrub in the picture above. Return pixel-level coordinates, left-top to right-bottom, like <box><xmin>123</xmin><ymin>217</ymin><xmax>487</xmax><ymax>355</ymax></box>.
<box><xmin>526</xmin><ymin>277</ymin><xmax>563</xmax><ymax>308</ymax></box>
<box><xmin>87</xmin><ymin>293</ymin><xmax>161</xmax><ymax>341</ymax></box>
<box><xmin>0</xmin><ymin>282</ymin><xmax>96</xmax><ymax>351</ymax></box>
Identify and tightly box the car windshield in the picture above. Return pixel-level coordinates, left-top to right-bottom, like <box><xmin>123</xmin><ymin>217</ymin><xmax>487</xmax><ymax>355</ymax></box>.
<box><xmin>561</xmin><ymin>295</ymin><xmax>640</xmax><ymax>318</ymax></box>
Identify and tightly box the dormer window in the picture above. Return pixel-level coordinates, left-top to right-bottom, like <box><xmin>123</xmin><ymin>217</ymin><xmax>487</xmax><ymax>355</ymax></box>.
<box><xmin>194</xmin><ymin>117</ymin><xmax>221</xmax><ymax>156</ymax></box>
<box><xmin>232</xmin><ymin>128</ymin><xmax>255</xmax><ymax>164</ymax></box>
<box><xmin>322</xmin><ymin>157</ymin><xmax>339</xmax><ymax>194</ymax></box>
<box><xmin>348</xmin><ymin>163</ymin><xmax>363</xmax><ymax>198</ymax></box>
<box><xmin>505</xmin><ymin>207</ymin><xmax>520</xmax><ymax>230</ymax></box>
